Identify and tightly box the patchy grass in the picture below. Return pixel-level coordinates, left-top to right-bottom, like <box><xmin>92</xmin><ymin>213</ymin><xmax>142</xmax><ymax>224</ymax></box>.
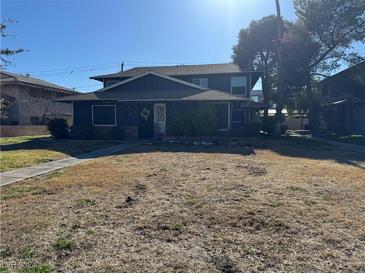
<box><xmin>0</xmin><ymin>247</ymin><xmax>12</xmax><ymax>258</ymax></box>
<box><xmin>286</xmin><ymin>185</ymin><xmax>308</xmax><ymax>192</ymax></box>
<box><xmin>0</xmin><ymin>140</ymin><xmax>364</xmax><ymax>272</ymax></box>
<box><xmin>0</xmin><ymin>135</ymin><xmax>49</xmax><ymax>145</ymax></box>
<box><xmin>74</xmin><ymin>199</ymin><xmax>96</xmax><ymax>207</ymax></box>
<box><xmin>18</xmin><ymin>247</ymin><xmax>33</xmax><ymax>260</ymax></box>
<box><xmin>1</xmin><ymin>186</ymin><xmax>40</xmax><ymax>201</ymax></box>
<box><xmin>21</xmin><ymin>264</ymin><xmax>52</xmax><ymax>273</ymax></box>
<box><xmin>0</xmin><ymin>266</ymin><xmax>9</xmax><ymax>273</ymax></box>
<box><xmin>0</xmin><ymin>135</ymin><xmax>123</xmax><ymax>172</ymax></box>
<box><xmin>53</xmin><ymin>239</ymin><xmax>76</xmax><ymax>251</ymax></box>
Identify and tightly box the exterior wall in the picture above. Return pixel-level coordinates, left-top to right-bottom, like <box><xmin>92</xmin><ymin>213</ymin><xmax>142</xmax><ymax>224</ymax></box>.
<box><xmin>1</xmin><ymin>83</ymin><xmax>72</xmax><ymax>125</ymax></box>
<box><xmin>174</xmin><ymin>73</ymin><xmax>253</xmax><ymax>97</ymax></box>
<box><xmin>105</xmin><ymin>74</ymin><xmax>199</xmax><ymax>92</ymax></box>
<box><xmin>72</xmin><ymin>100</ymin><xmax>262</xmax><ymax>139</ymax></box>
<box><xmin>101</xmin><ymin>73</ymin><xmax>260</xmax><ymax>98</ymax></box>
<box><xmin>321</xmin><ymin>104</ymin><xmax>365</xmax><ymax>134</ymax></box>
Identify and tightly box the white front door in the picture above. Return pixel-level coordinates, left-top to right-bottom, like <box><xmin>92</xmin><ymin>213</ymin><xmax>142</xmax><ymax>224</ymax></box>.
<box><xmin>154</xmin><ymin>103</ymin><xmax>166</xmax><ymax>138</ymax></box>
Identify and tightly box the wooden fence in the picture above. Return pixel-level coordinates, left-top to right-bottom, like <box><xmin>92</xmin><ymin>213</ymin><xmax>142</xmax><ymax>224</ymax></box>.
<box><xmin>0</xmin><ymin>125</ymin><xmax>49</xmax><ymax>137</ymax></box>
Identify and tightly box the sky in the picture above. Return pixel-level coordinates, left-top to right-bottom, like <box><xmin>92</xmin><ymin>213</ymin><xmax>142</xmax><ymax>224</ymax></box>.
<box><xmin>1</xmin><ymin>0</ymin><xmax>363</xmax><ymax>92</ymax></box>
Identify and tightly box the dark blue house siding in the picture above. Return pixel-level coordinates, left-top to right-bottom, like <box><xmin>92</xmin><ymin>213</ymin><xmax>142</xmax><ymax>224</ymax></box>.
<box><xmin>102</xmin><ymin>73</ymin><xmax>261</xmax><ymax>95</ymax></box>
<box><xmin>108</xmin><ymin>74</ymin><xmax>196</xmax><ymax>91</ymax></box>
<box><xmin>174</xmin><ymin>73</ymin><xmax>258</xmax><ymax>95</ymax></box>
<box><xmin>73</xmin><ymin>101</ymin><xmax>118</xmax><ymax>126</ymax></box>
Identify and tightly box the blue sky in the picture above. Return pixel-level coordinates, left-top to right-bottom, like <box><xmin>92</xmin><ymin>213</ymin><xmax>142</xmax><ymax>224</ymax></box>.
<box><xmin>1</xmin><ymin>0</ymin><xmax>363</xmax><ymax>92</ymax></box>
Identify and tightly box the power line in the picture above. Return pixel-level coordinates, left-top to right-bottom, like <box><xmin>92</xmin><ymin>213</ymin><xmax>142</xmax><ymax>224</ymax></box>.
<box><xmin>25</xmin><ymin>59</ymin><xmax>230</xmax><ymax>76</ymax></box>
<box><xmin>73</xmin><ymin>83</ymin><xmax>101</xmax><ymax>89</ymax></box>
<box><xmin>26</xmin><ymin>61</ymin><xmax>121</xmax><ymax>74</ymax></box>
<box><xmin>30</xmin><ymin>64</ymin><xmax>120</xmax><ymax>77</ymax></box>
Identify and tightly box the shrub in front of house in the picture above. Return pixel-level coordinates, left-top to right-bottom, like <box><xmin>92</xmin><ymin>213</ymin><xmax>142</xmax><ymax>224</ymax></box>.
<box><xmin>47</xmin><ymin>118</ymin><xmax>69</xmax><ymax>139</ymax></box>
<box><xmin>231</xmin><ymin>121</ymin><xmax>262</xmax><ymax>137</ymax></box>
<box><xmin>69</xmin><ymin>125</ymin><xmax>125</xmax><ymax>140</ymax></box>
<box><xmin>70</xmin><ymin>125</ymin><xmax>94</xmax><ymax>139</ymax></box>
<box><xmin>262</xmin><ymin>116</ymin><xmax>276</xmax><ymax>135</ymax></box>
<box><xmin>168</xmin><ymin>104</ymin><xmax>218</xmax><ymax>136</ymax></box>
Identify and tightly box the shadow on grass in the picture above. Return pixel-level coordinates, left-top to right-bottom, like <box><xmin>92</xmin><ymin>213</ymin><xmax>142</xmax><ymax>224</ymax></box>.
<box><xmin>119</xmin><ymin>136</ymin><xmax>365</xmax><ymax>170</ymax></box>
<box><xmin>2</xmin><ymin>136</ymin><xmax>364</xmax><ymax>170</ymax></box>
<box><xmin>0</xmin><ymin>137</ymin><xmax>124</xmax><ymax>157</ymax></box>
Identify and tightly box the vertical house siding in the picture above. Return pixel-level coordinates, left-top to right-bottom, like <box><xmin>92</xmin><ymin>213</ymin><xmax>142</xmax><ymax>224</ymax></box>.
<box><xmin>174</xmin><ymin>73</ymin><xmax>253</xmax><ymax>96</ymax></box>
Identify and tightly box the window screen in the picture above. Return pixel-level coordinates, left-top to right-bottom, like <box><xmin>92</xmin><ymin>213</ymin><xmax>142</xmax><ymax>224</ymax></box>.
<box><xmin>231</xmin><ymin>86</ymin><xmax>246</xmax><ymax>95</ymax></box>
<box><xmin>92</xmin><ymin>105</ymin><xmax>116</xmax><ymax>126</ymax></box>
<box><xmin>231</xmin><ymin>76</ymin><xmax>247</xmax><ymax>96</ymax></box>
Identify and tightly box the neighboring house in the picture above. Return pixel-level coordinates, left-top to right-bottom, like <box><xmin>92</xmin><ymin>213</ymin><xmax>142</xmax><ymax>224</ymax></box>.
<box><xmin>318</xmin><ymin>61</ymin><xmax>365</xmax><ymax>134</ymax></box>
<box><xmin>57</xmin><ymin>63</ymin><xmax>267</xmax><ymax>139</ymax></box>
<box><xmin>250</xmin><ymin>90</ymin><xmax>263</xmax><ymax>102</ymax></box>
<box><xmin>0</xmin><ymin>71</ymin><xmax>77</xmax><ymax>125</ymax></box>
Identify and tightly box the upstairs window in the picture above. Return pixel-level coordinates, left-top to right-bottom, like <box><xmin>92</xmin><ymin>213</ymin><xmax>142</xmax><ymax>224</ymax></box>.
<box><xmin>231</xmin><ymin>76</ymin><xmax>247</xmax><ymax>96</ymax></box>
<box><xmin>92</xmin><ymin>105</ymin><xmax>116</xmax><ymax>126</ymax></box>
<box><xmin>193</xmin><ymin>78</ymin><xmax>208</xmax><ymax>88</ymax></box>
<box><xmin>105</xmin><ymin>80</ymin><xmax>120</xmax><ymax>87</ymax></box>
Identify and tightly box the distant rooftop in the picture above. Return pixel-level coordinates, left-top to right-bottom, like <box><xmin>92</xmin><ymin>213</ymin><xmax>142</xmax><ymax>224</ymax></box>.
<box><xmin>0</xmin><ymin>71</ymin><xmax>77</xmax><ymax>94</ymax></box>
<box><xmin>91</xmin><ymin>63</ymin><xmax>260</xmax><ymax>80</ymax></box>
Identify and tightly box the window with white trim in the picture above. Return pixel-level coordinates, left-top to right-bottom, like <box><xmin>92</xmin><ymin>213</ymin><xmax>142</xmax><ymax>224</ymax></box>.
<box><xmin>92</xmin><ymin>105</ymin><xmax>116</xmax><ymax>126</ymax></box>
<box><xmin>193</xmin><ymin>78</ymin><xmax>208</xmax><ymax>88</ymax></box>
<box><xmin>231</xmin><ymin>76</ymin><xmax>247</xmax><ymax>96</ymax></box>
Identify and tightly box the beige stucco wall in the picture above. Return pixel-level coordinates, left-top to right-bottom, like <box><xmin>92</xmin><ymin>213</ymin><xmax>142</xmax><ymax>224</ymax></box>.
<box><xmin>1</xmin><ymin>83</ymin><xmax>72</xmax><ymax>125</ymax></box>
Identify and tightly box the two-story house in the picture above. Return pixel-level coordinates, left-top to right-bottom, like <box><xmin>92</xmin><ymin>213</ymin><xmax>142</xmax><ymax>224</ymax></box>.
<box><xmin>0</xmin><ymin>71</ymin><xmax>77</xmax><ymax>125</ymax></box>
<box><xmin>318</xmin><ymin>61</ymin><xmax>365</xmax><ymax>134</ymax></box>
<box><xmin>57</xmin><ymin>63</ymin><xmax>266</xmax><ymax>139</ymax></box>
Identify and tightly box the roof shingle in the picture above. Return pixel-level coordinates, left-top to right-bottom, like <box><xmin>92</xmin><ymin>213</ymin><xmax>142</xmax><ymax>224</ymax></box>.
<box><xmin>0</xmin><ymin>71</ymin><xmax>76</xmax><ymax>94</ymax></box>
<box><xmin>91</xmin><ymin>63</ymin><xmax>254</xmax><ymax>80</ymax></box>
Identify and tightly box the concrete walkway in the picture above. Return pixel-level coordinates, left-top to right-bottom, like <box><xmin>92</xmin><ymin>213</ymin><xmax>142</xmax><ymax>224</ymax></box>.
<box><xmin>292</xmin><ymin>134</ymin><xmax>365</xmax><ymax>153</ymax></box>
<box><xmin>0</xmin><ymin>142</ymin><xmax>138</xmax><ymax>187</ymax></box>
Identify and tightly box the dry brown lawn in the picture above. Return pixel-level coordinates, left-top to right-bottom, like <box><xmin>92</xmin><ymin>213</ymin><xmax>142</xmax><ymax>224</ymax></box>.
<box><xmin>1</xmin><ymin>139</ymin><xmax>365</xmax><ymax>272</ymax></box>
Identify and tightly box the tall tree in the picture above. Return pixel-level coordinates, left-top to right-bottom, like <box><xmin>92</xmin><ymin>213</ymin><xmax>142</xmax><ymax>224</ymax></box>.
<box><xmin>293</xmin><ymin>0</ymin><xmax>365</xmax><ymax>134</ymax></box>
<box><xmin>274</xmin><ymin>0</ymin><xmax>285</xmax><ymax>124</ymax></box>
<box><xmin>232</xmin><ymin>15</ymin><xmax>279</xmax><ymax>118</ymax></box>
<box><xmin>0</xmin><ymin>19</ymin><xmax>25</xmax><ymax>66</ymax></box>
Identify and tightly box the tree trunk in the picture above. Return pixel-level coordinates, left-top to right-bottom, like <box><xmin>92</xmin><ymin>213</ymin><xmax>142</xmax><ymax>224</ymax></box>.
<box><xmin>262</xmin><ymin>67</ymin><xmax>269</xmax><ymax>119</ymax></box>
<box><xmin>305</xmin><ymin>77</ymin><xmax>320</xmax><ymax>136</ymax></box>
<box><xmin>274</xmin><ymin>0</ymin><xmax>284</xmax><ymax>136</ymax></box>
<box><xmin>300</xmin><ymin>111</ymin><xmax>304</xmax><ymax>129</ymax></box>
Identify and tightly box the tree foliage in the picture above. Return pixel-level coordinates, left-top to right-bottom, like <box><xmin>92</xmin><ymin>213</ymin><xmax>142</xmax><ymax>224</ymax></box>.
<box><xmin>290</xmin><ymin>0</ymin><xmax>365</xmax><ymax>134</ymax></box>
<box><xmin>232</xmin><ymin>15</ymin><xmax>280</xmax><ymax>117</ymax></box>
<box><xmin>0</xmin><ymin>94</ymin><xmax>16</xmax><ymax>120</ymax></box>
<box><xmin>294</xmin><ymin>0</ymin><xmax>365</xmax><ymax>74</ymax></box>
<box><xmin>0</xmin><ymin>19</ymin><xmax>26</xmax><ymax>65</ymax></box>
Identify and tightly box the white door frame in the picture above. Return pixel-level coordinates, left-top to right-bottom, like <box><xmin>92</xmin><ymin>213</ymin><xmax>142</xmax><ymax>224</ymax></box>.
<box><xmin>154</xmin><ymin>103</ymin><xmax>166</xmax><ymax>138</ymax></box>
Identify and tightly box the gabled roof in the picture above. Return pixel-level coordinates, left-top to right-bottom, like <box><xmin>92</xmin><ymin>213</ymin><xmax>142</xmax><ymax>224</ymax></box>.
<box><xmin>318</xmin><ymin>61</ymin><xmax>365</xmax><ymax>100</ymax></box>
<box><xmin>56</xmin><ymin>89</ymin><xmax>247</xmax><ymax>102</ymax></box>
<box><xmin>56</xmin><ymin>72</ymin><xmax>247</xmax><ymax>103</ymax></box>
<box><xmin>0</xmin><ymin>71</ymin><xmax>77</xmax><ymax>94</ymax></box>
<box><xmin>98</xmin><ymin>71</ymin><xmax>206</xmax><ymax>92</ymax></box>
<box><xmin>318</xmin><ymin>61</ymin><xmax>365</xmax><ymax>85</ymax></box>
<box><xmin>91</xmin><ymin>63</ymin><xmax>257</xmax><ymax>80</ymax></box>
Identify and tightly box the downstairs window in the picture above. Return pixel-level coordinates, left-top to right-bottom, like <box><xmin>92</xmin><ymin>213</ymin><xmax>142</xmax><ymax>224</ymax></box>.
<box><xmin>92</xmin><ymin>105</ymin><xmax>116</xmax><ymax>126</ymax></box>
